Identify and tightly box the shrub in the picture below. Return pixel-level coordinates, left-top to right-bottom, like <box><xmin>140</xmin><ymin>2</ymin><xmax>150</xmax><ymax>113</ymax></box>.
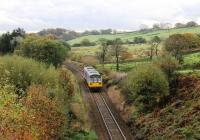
<box><xmin>80</xmin><ymin>39</ymin><xmax>96</xmax><ymax>46</ymax></box>
<box><xmin>133</xmin><ymin>37</ymin><xmax>147</xmax><ymax>44</ymax></box>
<box><xmin>153</xmin><ymin>55</ymin><xmax>179</xmax><ymax>80</ymax></box>
<box><xmin>122</xmin><ymin>64</ymin><xmax>169</xmax><ymax>112</ymax></box>
<box><xmin>22</xmin><ymin>85</ymin><xmax>67</xmax><ymax>139</ymax></box>
<box><xmin>66</xmin><ymin>131</ymin><xmax>98</xmax><ymax>140</ymax></box>
<box><xmin>72</xmin><ymin>43</ymin><xmax>82</xmax><ymax>47</ymax></box>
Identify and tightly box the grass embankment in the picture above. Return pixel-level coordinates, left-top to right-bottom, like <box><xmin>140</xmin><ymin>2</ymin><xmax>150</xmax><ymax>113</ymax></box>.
<box><xmin>104</xmin><ymin>61</ymin><xmax>200</xmax><ymax>139</ymax></box>
<box><xmin>130</xmin><ymin>75</ymin><xmax>200</xmax><ymax>139</ymax></box>
<box><xmin>68</xmin><ymin>26</ymin><xmax>200</xmax><ymax>45</ymax></box>
<box><xmin>0</xmin><ymin>55</ymin><xmax>97</xmax><ymax>140</ymax></box>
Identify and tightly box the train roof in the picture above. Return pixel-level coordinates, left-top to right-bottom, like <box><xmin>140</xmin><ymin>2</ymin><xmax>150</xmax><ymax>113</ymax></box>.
<box><xmin>84</xmin><ymin>66</ymin><xmax>100</xmax><ymax>76</ymax></box>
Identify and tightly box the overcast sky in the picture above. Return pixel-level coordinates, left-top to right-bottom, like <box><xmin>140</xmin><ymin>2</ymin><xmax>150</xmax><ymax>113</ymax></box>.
<box><xmin>0</xmin><ymin>0</ymin><xmax>200</xmax><ymax>32</ymax></box>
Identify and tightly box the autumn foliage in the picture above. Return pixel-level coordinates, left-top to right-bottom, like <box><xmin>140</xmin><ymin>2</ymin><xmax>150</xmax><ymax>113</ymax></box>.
<box><xmin>0</xmin><ymin>56</ymin><xmax>90</xmax><ymax>140</ymax></box>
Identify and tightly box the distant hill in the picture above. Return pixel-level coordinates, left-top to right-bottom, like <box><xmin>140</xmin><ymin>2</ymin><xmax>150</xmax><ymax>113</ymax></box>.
<box><xmin>68</xmin><ymin>26</ymin><xmax>200</xmax><ymax>45</ymax></box>
<box><xmin>38</xmin><ymin>28</ymin><xmax>81</xmax><ymax>41</ymax></box>
<box><xmin>37</xmin><ymin>28</ymin><xmax>115</xmax><ymax>41</ymax></box>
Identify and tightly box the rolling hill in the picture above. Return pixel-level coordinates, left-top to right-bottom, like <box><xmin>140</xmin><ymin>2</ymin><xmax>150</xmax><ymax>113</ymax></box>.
<box><xmin>68</xmin><ymin>26</ymin><xmax>200</xmax><ymax>45</ymax></box>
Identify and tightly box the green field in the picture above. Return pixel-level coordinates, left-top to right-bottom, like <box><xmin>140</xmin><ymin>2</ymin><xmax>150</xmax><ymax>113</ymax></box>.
<box><xmin>70</xmin><ymin>26</ymin><xmax>200</xmax><ymax>72</ymax></box>
<box><xmin>183</xmin><ymin>52</ymin><xmax>200</xmax><ymax>69</ymax></box>
<box><xmin>71</xmin><ymin>44</ymin><xmax>161</xmax><ymax>58</ymax></box>
<box><xmin>68</xmin><ymin>26</ymin><xmax>200</xmax><ymax>45</ymax></box>
<box><xmin>100</xmin><ymin>59</ymin><xmax>150</xmax><ymax>72</ymax></box>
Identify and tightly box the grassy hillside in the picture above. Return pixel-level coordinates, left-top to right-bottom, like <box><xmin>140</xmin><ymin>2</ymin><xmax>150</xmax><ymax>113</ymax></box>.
<box><xmin>68</xmin><ymin>26</ymin><xmax>200</xmax><ymax>45</ymax></box>
<box><xmin>131</xmin><ymin>75</ymin><xmax>200</xmax><ymax>139</ymax></box>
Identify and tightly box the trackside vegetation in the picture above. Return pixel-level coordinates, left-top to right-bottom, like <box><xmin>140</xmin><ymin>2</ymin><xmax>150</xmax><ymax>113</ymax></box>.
<box><xmin>0</xmin><ymin>55</ymin><xmax>97</xmax><ymax>139</ymax></box>
<box><xmin>0</xmin><ymin>26</ymin><xmax>98</xmax><ymax>140</ymax></box>
<box><xmin>16</xmin><ymin>35</ymin><xmax>69</xmax><ymax>67</ymax></box>
<box><xmin>122</xmin><ymin>64</ymin><xmax>169</xmax><ymax>112</ymax></box>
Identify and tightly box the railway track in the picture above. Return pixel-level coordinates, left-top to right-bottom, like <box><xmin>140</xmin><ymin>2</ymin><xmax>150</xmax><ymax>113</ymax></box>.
<box><xmin>65</xmin><ymin>61</ymin><xmax>133</xmax><ymax>140</ymax></box>
<box><xmin>91</xmin><ymin>93</ymin><xmax>126</xmax><ymax>140</ymax></box>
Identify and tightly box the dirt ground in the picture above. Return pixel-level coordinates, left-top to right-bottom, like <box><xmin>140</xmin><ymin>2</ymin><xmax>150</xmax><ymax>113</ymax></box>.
<box><xmin>107</xmin><ymin>86</ymin><xmax>136</xmax><ymax>123</ymax></box>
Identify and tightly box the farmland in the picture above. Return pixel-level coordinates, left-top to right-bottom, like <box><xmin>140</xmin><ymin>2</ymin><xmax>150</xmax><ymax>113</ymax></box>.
<box><xmin>2</xmin><ymin>0</ymin><xmax>200</xmax><ymax>139</ymax></box>
<box><xmin>68</xmin><ymin>26</ymin><xmax>200</xmax><ymax>45</ymax></box>
<box><xmin>69</xmin><ymin>28</ymin><xmax>200</xmax><ymax>139</ymax></box>
<box><xmin>1</xmin><ymin>27</ymin><xmax>200</xmax><ymax>139</ymax></box>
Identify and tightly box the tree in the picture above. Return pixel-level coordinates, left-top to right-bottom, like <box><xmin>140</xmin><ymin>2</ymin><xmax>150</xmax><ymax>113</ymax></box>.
<box><xmin>175</xmin><ymin>22</ymin><xmax>185</xmax><ymax>28</ymax></box>
<box><xmin>10</xmin><ymin>28</ymin><xmax>25</xmax><ymax>50</ymax></box>
<box><xmin>186</xmin><ymin>21</ymin><xmax>198</xmax><ymax>27</ymax></box>
<box><xmin>110</xmin><ymin>38</ymin><xmax>125</xmax><ymax>71</ymax></box>
<box><xmin>0</xmin><ymin>32</ymin><xmax>12</xmax><ymax>54</ymax></box>
<box><xmin>18</xmin><ymin>35</ymin><xmax>68</xmax><ymax>67</ymax></box>
<box><xmin>100</xmin><ymin>29</ymin><xmax>112</xmax><ymax>34</ymax></box>
<box><xmin>147</xmin><ymin>36</ymin><xmax>161</xmax><ymax>60</ymax></box>
<box><xmin>151</xmin><ymin>36</ymin><xmax>161</xmax><ymax>56</ymax></box>
<box><xmin>11</xmin><ymin>28</ymin><xmax>25</xmax><ymax>38</ymax></box>
<box><xmin>153</xmin><ymin>55</ymin><xmax>179</xmax><ymax>80</ymax></box>
<box><xmin>165</xmin><ymin>33</ymin><xmax>200</xmax><ymax>63</ymax></box>
<box><xmin>153</xmin><ymin>23</ymin><xmax>160</xmax><ymax>30</ymax></box>
<box><xmin>38</xmin><ymin>28</ymin><xmax>81</xmax><ymax>41</ymax></box>
<box><xmin>182</xmin><ymin>33</ymin><xmax>200</xmax><ymax>49</ymax></box>
<box><xmin>133</xmin><ymin>37</ymin><xmax>147</xmax><ymax>44</ymax></box>
<box><xmin>0</xmin><ymin>28</ymin><xmax>25</xmax><ymax>54</ymax></box>
<box><xmin>97</xmin><ymin>38</ymin><xmax>109</xmax><ymax>67</ymax></box>
<box><xmin>164</xmin><ymin>34</ymin><xmax>188</xmax><ymax>62</ymax></box>
<box><xmin>140</xmin><ymin>24</ymin><xmax>149</xmax><ymax>30</ymax></box>
<box><xmin>148</xmin><ymin>44</ymin><xmax>154</xmax><ymax>60</ymax></box>
<box><xmin>160</xmin><ymin>23</ymin><xmax>172</xmax><ymax>29</ymax></box>
<box><xmin>60</xmin><ymin>40</ymin><xmax>71</xmax><ymax>51</ymax></box>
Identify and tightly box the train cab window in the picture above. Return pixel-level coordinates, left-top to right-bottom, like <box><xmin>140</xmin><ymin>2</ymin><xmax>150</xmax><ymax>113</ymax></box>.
<box><xmin>90</xmin><ymin>75</ymin><xmax>101</xmax><ymax>83</ymax></box>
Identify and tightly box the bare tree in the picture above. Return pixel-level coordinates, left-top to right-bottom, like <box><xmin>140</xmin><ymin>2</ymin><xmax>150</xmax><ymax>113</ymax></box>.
<box><xmin>96</xmin><ymin>38</ymin><xmax>109</xmax><ymax>68</ymax></box>
<box><xmin>148</xmin><ymin>36</ymin><xmax>162</xmax><ymax>60</ymax></box>
<box><xmin>153</xmin><ymin>23</ymin><xmax>160</xmax><ymax>30</ymax></box>
<box><xmin>110</xmin><ymin>38</ymin><xmax>125</xmax><ymax>71</ymax></box>
<box><xmin>175</xmin><ymin>22</ymin><xmax>185</xmax><ymax>28</ymax></box>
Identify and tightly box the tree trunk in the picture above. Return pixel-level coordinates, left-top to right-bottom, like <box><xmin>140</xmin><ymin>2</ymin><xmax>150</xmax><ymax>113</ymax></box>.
<box><xmin>150</xmin><ymin>47</ymin><xmax>153</xmax><ymax>60</ymax></box>
<box><xmin>155</xmin><ymin>46</ymin><xmax>158</xmax><ymax>56</ymax></box>
<box><xmin>116</xmin><ymin>56</ymin><xmax>119</xmax><ymax>71</ymax></box>
<box><xmin>102</xmin><ymin>56</ymin><xmax>105</xmax><ymax>68</ymax></box>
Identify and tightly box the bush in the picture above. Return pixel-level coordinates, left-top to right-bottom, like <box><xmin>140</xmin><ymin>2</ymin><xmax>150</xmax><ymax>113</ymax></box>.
<box><xmin>23</xmin><ymin>85</ymin><xmax>67</xmax><ymax>139</ymax></box>
<box><xmin>0</xmin><ymin>85</ymin><xmax>37</xmax><ymax>139</ymax></box>
<box><xmin>153</xmin><ymin>55</ymin><xmax>179</xmax><ymax>79</ymax></box>
<box><xmin>18</xmin><ymin>35</ymin><xmax>68</xmax><ymax>67</ymax></box>
<box><xmin>133</xmin><ymin>37</ymin><xmax>147</xmax><ymax>44</ymax></box>
<box><xmin>72</xmin><ymin>43</ymin><xmax>82</xmax><ymax>47</ymax></box>
<box><xmin>80</xmin><ymin>39</ymin><xmax>96</xmax><ymax>46</ymax></box>
<box><xmin>122</xmin><ymin>64</ymin><xmax>169</xmax><ymax>112</ymax></box>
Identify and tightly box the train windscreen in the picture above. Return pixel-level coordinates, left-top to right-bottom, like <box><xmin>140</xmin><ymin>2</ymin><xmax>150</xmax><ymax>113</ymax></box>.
<box><xmin>90</xmin><ymin>75</ymin><xmax>101</xmax><ymax>82</ymax></box>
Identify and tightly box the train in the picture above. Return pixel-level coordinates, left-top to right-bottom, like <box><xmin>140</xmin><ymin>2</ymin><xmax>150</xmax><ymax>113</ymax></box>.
<box><xmin>83</xmin><ymin>66</ymin><xmax>103</xmax><ymax>89</ymax></box>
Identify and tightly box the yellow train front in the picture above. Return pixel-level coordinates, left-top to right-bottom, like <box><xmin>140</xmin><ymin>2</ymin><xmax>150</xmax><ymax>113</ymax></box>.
<box><xmin>83</xmin><ymin>66</ymin><xmax>103</xmax><ymax>90</ymax></box>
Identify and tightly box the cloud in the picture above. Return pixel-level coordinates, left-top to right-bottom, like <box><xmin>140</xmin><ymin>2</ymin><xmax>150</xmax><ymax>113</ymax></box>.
<box><xmin>0</xmin><ymin>0</ymin><xmax>200</xmax><ymax>32</ymax></box>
